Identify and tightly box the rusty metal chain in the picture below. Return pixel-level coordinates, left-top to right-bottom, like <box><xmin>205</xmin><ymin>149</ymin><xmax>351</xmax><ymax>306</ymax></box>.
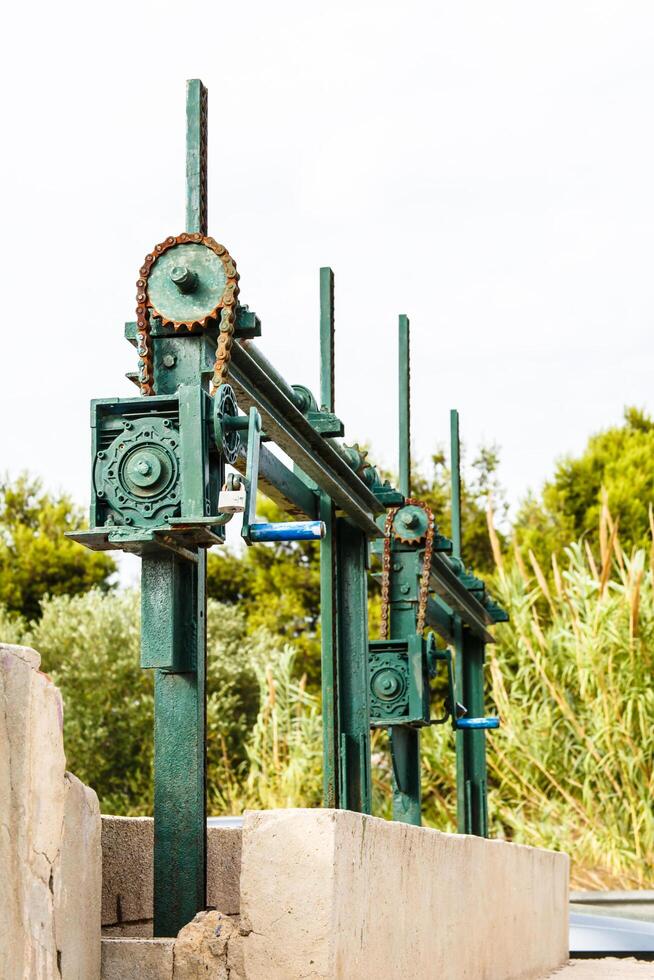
<box><xmin>135</xmin><ymin>233</ymin><xmax>239</xmax><ymax>397</ymax></box>
<box><xmin>380</xmin><ymin>499</ymin><xmax>435</xmax><ymax>640</ymax></box>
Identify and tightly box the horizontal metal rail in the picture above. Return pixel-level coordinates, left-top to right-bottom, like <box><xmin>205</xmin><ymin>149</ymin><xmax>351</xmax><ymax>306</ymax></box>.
<box><xmin>233</xmin><ymin>438</ymin><xmax>318</xmax><ymax>520</ymax></box>
<box><xmin>429</xmin><ymin>553</ymin><xmax>495</xmax><ymax>643</ymax></box>
<box><xmin>230</xmin><ymin>341</ymin><xmax>382</xmax><ymax>537</ymax></box>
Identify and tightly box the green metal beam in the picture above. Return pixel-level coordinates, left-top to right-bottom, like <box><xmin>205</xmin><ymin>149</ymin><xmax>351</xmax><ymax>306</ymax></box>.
<box><xmin>229</xmin><ymin>344</ymin><xmax>382</xmax><ymax>535</ymax></box>
<box><xmin>319</xmin><ymin>269</ymin><xmax>340</xmax><ymax>806</ymax></box>
<box><xmin>234</xmin><ymin>437</ymin><xmax>318</xmax><ymax>520</ymax></box>
<box><xmin>336</xmin><ymin>519</ymin><xmax>372</xmax><ymax>813</ymax></box>
<box><xmin>450</xmin><ymin>409</ymin><xmax>462</xmax><ymax>559</ymax></box>
<box><xmin>320</xmin><ymin>495</ymin><xmax>339</xmax><ymax>806</ymax></box>
<box><xmin>320</xmin><ymin>268</ymin><xmax>335</xmax><ymax>413</ymax></box>
<box><xmin>390</xmin><ymin>727</ymin><xmax>421</xmax><ymax>824</ymax></box>
<box><xmin>459</xmin><ymin>629</ymin><xmax>489</xmax><ymax>835</ymax></box>
<box><xmin>149</xmin><ymin>553</ymin><xmax>207</xmax><ymax>936</ymax></box>
<box><xmin>186</xmin><ymin>79</ymin><xmax>208</xmax><ymax>236</ymax></box>
<box><xmin>398</xmin><ymin>315</ymin><xmax>410</xmax><ymax>498</ymax></box>
<box><xmin>450</xmin><ymin>410</ymin><xmax>491</xmax><ymax>837</ymax></box>
<box><xmin>151</xmin><ymin>79</ymin><xmax>210</xmax><ymax>936</ymax></box>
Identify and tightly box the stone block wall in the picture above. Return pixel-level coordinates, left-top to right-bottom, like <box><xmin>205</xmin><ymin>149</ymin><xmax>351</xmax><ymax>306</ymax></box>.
<box><xmin>0</xmin><ymin>643</ymin><xmax>102</xmax><ymax>980</ymax></box>
<box><xmin>101</xmin><ymin>816</ymin><xmax>242</xmax><ymax>936</ymax></box>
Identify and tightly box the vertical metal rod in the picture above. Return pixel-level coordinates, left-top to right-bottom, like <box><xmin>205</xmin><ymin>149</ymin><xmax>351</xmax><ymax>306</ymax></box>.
<box><xmin>319</xmin><ymin>267</ymin><xmax>340</xmax><ymax>805</ymax></box>
<box><xmin>460</xmin><ymin>631</ymin><xmax>489</xmax><ymax>836</ymax></box>
<box><xmin>451</xmin><ymin>410</ymin><xmax>489</xmax><ymax>836</ymax></box>
<box><xmin>320</xmin><ymin>495</ymin><xmax>339</xmax><ymax>806</ymax></box>
<box><xmin>398</xmin><ymin>315</ymin><xmax>411</xmax><ymax>497</ymax></box>
<box><xmin>320</xmin><ymin>267</ymin><xmax>335</xmax><ymax>412</ymax></box>
<box><xmin>451</xmin><ymin>409</ymin><xmax>467</xmax><ymax>831</ymax></box>
<box><xmin>450</xmin><ymin>409</ymin><xmax>461</xmax><ymax>559</ymax></box>
<box><xmin>186</xmin><ymin>79</ymin><xmax>208</xmax><ymax>236</ymax></box>
<box><xmin>389</xmin><ymin>316</ymin><xmax>422</xmax><ymax>824</ymax></box>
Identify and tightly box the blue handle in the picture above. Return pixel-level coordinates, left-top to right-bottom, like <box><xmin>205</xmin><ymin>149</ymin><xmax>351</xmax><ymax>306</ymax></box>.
<box><xmin>456</xmin><ymin>717</ymin><xmax>500</xmax><ymax>730</ymax></box>
<box><xmin>248</xmin><ymin>521</ymin><xmax>326</xmax><ymax>543</ymax></box>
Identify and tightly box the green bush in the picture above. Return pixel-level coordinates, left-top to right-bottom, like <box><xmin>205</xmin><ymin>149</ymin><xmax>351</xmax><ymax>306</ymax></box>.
<box><xmin>0</xmin><ymin>474</ymin><xmax>115</xmax><ymax>620</ymax></box>
<box><xmin>0</xmin><ymin>589</ymin><xmax>290</xmax><ymax>816</ymax></box>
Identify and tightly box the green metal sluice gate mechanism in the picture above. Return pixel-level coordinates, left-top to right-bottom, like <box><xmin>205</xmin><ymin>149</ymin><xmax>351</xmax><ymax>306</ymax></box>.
<box><xmin>69</xmin><ymin>79</ymin><xmax>507</xmax><ymax>936</ymax></box>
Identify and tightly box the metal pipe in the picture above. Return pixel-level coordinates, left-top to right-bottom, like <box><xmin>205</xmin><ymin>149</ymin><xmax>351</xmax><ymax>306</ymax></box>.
<box><xmin>240</xmin><ymin>341</ymin><xmax>307</xmax><ymax>411</ymax></box>
<box><xmin>249</xmin><ymin>520</ymin><xmax>326</xmax><ymax>542</ymax></box>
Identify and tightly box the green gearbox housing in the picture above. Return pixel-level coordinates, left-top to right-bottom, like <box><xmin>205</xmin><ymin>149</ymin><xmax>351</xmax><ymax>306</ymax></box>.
<box><xmin>74</xmin><ymin>386</ymin><xmax>227</xmax><ymax>557</ymax></box>
<box><xmin>369</xmin><ymin>634</ymin><xmax>437</xmax><ymax>728</ymax></box>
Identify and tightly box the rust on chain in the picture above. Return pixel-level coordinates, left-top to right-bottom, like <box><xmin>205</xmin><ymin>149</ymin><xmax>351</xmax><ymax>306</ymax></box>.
<box><xmin>135</xmin><ymin>233</ymin><xmax>239</xmax><ymax>397</ymax></box>
<box><xmin>380</xmin><ymin>499</ymin><xmax>435</xmax><ymax>640</ymax></box>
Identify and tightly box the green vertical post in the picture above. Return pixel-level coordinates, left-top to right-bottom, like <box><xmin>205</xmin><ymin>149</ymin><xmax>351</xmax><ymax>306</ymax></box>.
<box><xmin>186</xmin><ymin>79</ymin><xmax>208</xmax><ymax>236</ymax></box>
<box><xmin>390</xmin><ymin>314</ymin><xmax>421</xmax><ymax>824</ymax></box>
<box><xmin>398</xmin><ymin>314</ymin><xmax>410</xmax><ymax>498</ymax></box>
<box><xmin>451</xmin><ymin>410</ymin><xmax>466</xmax><ymax>831</ymax></box>
<box><xmin>451</xmin><ymin>410</ymin><xmax>489</xmax><ymax>836</ymax></box>
<box><xmin>150</xmin><ymin>79</ymin><xmax>209</xmax><ymax>936</ymax></box>
<box><xmin>319</xmin><ymin>267</ymin><xmax>339</xmax><ymax>806</ymax></box>
<box><xmin>460</xmin><ymin>630</ymin><xmax>489</xmax><ymax>836</ymax></box>
<box><xmin>320</xmin><ymin>268</ymin><xmax>335</xmax><ymax>413</ymax></box>
<box><xmin>336</xmin><ymin>519</ymin><xmax>372</xmax><ymax>813</ymax></box>
<box><xmin>450</xmin><ymin>410</ymin><xmax>461</xmax><ymax>559</ymax></box>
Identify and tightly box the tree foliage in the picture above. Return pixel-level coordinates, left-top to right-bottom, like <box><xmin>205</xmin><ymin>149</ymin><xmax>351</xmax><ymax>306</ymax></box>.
<box><xmin>3</xmin><ymin>589</ymin><xmax>289</xmax><ymax>816</ymax></box>
<box><xmin>0</xmin><ymin>474</ymin><xmax>115</xmax><ymax>620</ymax></box>
<box><xmin>207</xmin><ymin>497</ymin><xmax>322</xmax><ymax>685</ymax></box>
<box><xmin>514</xmin><ymin>407</ymin><xmax>654</xmax><ymax>566</ymax></box>
<box><xmin>410</xmin><ymin>443</ymin><xmax>506</xmax><ymax>575</ymax></box>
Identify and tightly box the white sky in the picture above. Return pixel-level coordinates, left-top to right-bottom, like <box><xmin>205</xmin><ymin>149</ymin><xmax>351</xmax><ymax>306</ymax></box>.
<box><xmin>2</xmin><ymin>1</ymin><xmax>654</xmax><ymax>530</ymax></box>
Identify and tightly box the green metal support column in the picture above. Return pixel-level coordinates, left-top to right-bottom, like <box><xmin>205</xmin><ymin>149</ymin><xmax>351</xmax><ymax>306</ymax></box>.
<box><xmin>143</xmin><ymin>552</ymin><xmax>207</xmax><ymax>936</ymax></box>
<box><xmin>319</xmin><ymin>267</ymin><xmax>339</xmax><ymax>806</ymax></box>
<box><xmin>459</xmin><ymin>629</ymin><xmax>489</xmax><ymax>836</ymax></box>
<box><xmin>336</xmin><ymin>518</ymin><xmax>372</xmax><ymax>812</ymax></box>
<box><xmin>151</xmin><ymin>78</ymin><xmax>209</xmax><ymax>934</ymax></box>
<box><xmin>451</xmin><ymin>409</ymin><xmax>489</xmax><ymax>836</ymax></box>
<box><xmin>398</xmin><ymin>314</ymin><xmax>411</xmax><ymax>498</ymax></box>
<box><xmin>391</xmin><ymin>314</ymin><xmax>422</xmax><ymax>825</ymax></box>
<box><xmin>319</xmin><ymin>266</ymin><xmax>371</xmax><ymax>812</ymax></box>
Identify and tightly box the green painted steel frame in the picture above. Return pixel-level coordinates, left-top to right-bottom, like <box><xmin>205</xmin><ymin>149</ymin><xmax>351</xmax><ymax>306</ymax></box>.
<box><xmin>77</xmin><ymin>77</ymin><xmax>510</xmax><ymax>941</ymax></box>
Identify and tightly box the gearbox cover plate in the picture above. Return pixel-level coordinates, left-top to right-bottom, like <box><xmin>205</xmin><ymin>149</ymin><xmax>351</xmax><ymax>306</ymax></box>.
<box><xmin>94</xmin><ymin>416</ymin><xmax>182</xmax><ymax>528</ymax></box>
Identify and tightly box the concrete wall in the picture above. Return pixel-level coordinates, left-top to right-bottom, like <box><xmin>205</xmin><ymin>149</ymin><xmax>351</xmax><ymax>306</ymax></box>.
<box><xmin>240</xmin><ymin>809</ymin><xmax>569</xmax><ymax>980</ymax></box>
<box><xmin>103</xmin><ymin>808</ymin><xmax>568</xmax><ymax>979</ymax></box>
<box><xmin>0</xmin><ymin>643</ymin><xmax>102</xmax><ymax>980</ymax></box>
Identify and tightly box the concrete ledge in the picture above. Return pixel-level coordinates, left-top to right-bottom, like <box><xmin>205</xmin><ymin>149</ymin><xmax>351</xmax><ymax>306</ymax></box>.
<box><xmin>240</xmin><ymin>808</ymin><xmax>569</xmax><ymax>980</ymax></box>
<box><xmin>102</xmin><ymin>937</ymin><xmax>174</xmax><ymax>980</ymax></box>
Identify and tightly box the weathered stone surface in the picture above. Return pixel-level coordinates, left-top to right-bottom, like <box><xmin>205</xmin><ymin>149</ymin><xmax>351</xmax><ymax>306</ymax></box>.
<box><xmin>54</xmin><ymin>773</ymin><xmax>102</xmax><ymax>979</ymax></box>
<box><xmin>0</xmin><ymin>643</ymin><xmax>101</xmax><ymax>979</ymax></box>
<box><xmin>102</xmin><ymin>816</ymin><xmax>241</xmax><ymax>936</ymax></box>
<box><xmin>102</xmin><ymin>937</ymin><xmax>174</xmax><ymax>980</ymax></box>
<box><xmin>0</xmin><ymin>641</ymin><xmax>41</xmax><ymax>669</ymax></box>
<box><xmin>240</xmin><ymin>808</ymin><xmax>569</xmax><ymax>980</ymax></box>
<box><xmin>207</xmin><ymin>825</ymin><xmax>242</xmax><ymax>914</ymax></box>
<box><xmin>172</xmin><ymin>910</ymin><xmax>244</xmax><ymax>980</ymax></box>
<box><xmin>101</xmin><ymin>816</ymin><xmax>154</xmax><ymax>931</ymax></box>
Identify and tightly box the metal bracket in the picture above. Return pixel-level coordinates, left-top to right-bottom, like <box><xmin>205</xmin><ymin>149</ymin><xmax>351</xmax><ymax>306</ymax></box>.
<box><xmin>241</xmin><ymin>406</ymin><xmax>325</xmax><ymax>544</ymax></box>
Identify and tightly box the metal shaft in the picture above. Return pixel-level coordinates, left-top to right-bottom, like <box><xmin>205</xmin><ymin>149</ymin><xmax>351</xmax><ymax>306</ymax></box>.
<box><xmin>451</xmin><ymin>409</ymin><xmax>490</xmax><ymax>836</ymax></box>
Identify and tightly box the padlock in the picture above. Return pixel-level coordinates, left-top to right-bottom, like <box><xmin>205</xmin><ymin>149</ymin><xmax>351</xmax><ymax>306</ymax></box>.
<box><xmin>218</xmin><ymin>485</ymin><xmax>247</xmax><ymax>514</ymax></box>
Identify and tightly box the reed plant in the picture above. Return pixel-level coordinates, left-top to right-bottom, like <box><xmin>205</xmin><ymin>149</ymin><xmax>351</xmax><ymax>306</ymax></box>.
<box><xmin>234</xmin><ymin>502</ymin><xmax>654</xmax><ymax>888</ymax></box>
<box><xmin>482</xmin><ymin>502</ymin><xmax>654</xmax><ymax>887</ymax></box>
